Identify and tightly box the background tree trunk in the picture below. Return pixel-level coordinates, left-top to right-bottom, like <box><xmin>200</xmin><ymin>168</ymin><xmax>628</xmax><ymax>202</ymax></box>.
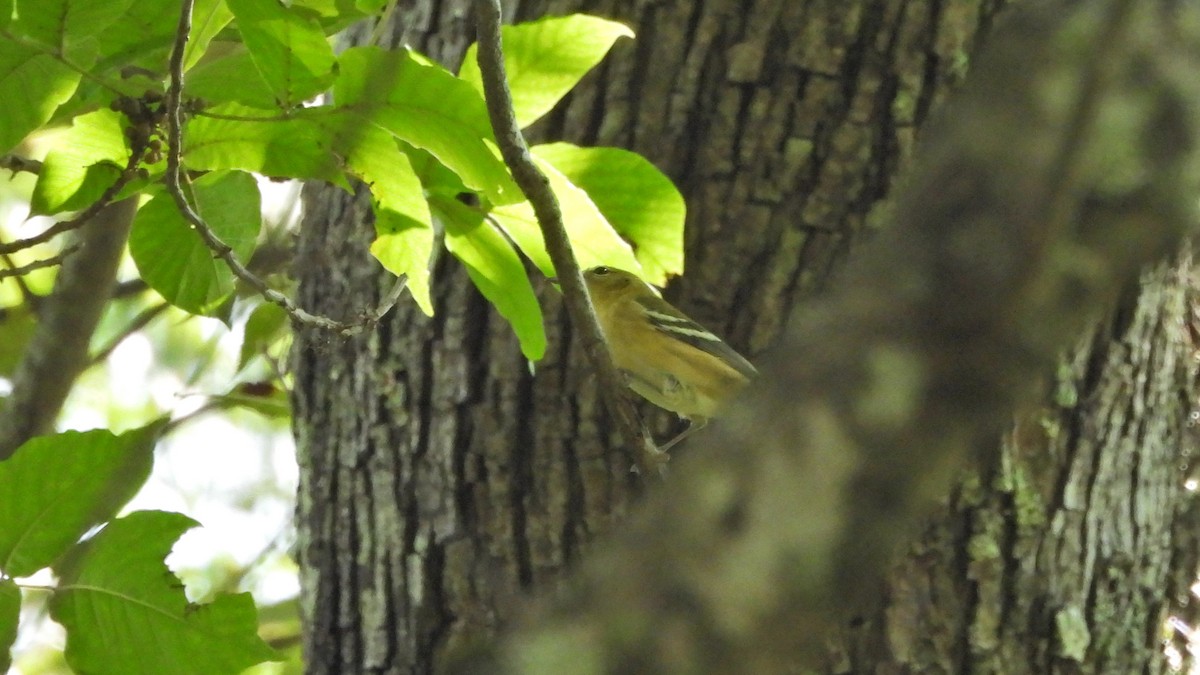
<box><xmin>836</xmin><ymin>255</ymin><xmax>1200</xmax><ymax>673</ymax></box>
<box><xmin>287</xmin><ymin>1</ymin><xmax>1200</xmax><ymax>673</ymax></box>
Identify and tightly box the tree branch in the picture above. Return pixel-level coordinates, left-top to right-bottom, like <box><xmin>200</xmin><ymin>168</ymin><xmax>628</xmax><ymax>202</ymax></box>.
<box><xmin>87</xmin><ymin>300</ymin><xmax>169</xmax><ymax>367</ymax></box>
<box><xmin>0</xmin><ymin>199</ymin><xmax>138</xmax><ymax>459</ymax></box>
<box><xmin>471</xmin><ymin>0</ymin><xmax>660</xmax><ymax>474</ymax></box>
<box><xmin>0</xmin><ymin>149</ymin><xmax>143</xmax><ymax>255</ymax></box>
<box><xmin>0</xmin><ymin>244</ymin><xmax>79</xmax><ymax>280</ymax></box>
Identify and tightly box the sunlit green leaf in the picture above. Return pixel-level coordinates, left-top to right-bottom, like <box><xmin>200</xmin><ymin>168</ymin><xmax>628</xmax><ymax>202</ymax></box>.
<box><xmin>226</xmin><ymin>0</ymin><xmax>338</xmax><ymax>108</ymax></box>
<box><xmin>89</xmin><ymin>0</ymin><xmax>178</xmax><ymax>73</ymax></box>
<box><xmin>186</xmin><ymin>104</ymin><xmax>346</xmax><ymax>184</ymax></box>
<box><xmin>0</xmin><ymin>303</ymin><xmax>37</xmax><ymax>377</ymax></box>
<box><xmin>371</xmin><ymin>214</ymin><xmax>434</xmax><ymax>316</ymax></box>
<box><xmin>354</xmin><ymin>0</ymin><xmax>387</xmax><ymax>15</ymax></box>
<box><xmin>129</xmin><ymin>171</ymin><xmax>262</xmax><ymax>315</ymax></box>
<box><xmin>11</xmin><ymin>0</ymin><xmax>136</xmax><ymax>57</ymax></box>
<box><xmin>185</xmin><ymin>0</ymin><xmax>236</xmax><ymax>70</ymax></box>
<box><xmin>435</xmin><ymin>195</ymin><xmax>545</xmax><ymax>360</ymax></box>
<box><xmin>489</xmin><ymin>155</ymin><xmax>640</xmax><ymax>278</ymax></box>
<box><xmin>533</xmin><ymin>143</ymin><xmax>684</xmax><ymax>284</ymax></box>
<box><xmin>334</xmin><ymin>46</ymin><xmax>518</xmax><ymax>204</ymax></box>
<box><xmin>186</xmin><ymin>49</ymin><xmax>278</xmax><ymax>109</ymax></box>
<box><xmin>289</xmin><ymin>0</ymin><xmax>365</xmax><ymax>21</ymax></box>
<box><xmin>239</xmin><ymin>301</ymin><xmax>288</xmax><ymax>371</ymax></box>
<box><xmin>0</xmin><ymin>579</ymin><xmax>18</xmax><ymax>673</ymax></box>
<box><xmin>330</xmin><ymin>122</ymin><xmax>434</xmax><ymax>314</ymax></box>
<box><xmin>0</xmin><ymin>425</ymin><xmax>161</xmax><ymax>578</ymax></box>
<box><xmin>30</xmin><ymin>109</ymin><xmax>129</xmax><ymax>216</ymax></box>
<box><xmin>459</xmin><ymin>14</ymin><xmax>634</xmax><ymax>128</ymax></box>
<box><xmin>0</xmin><ymin>45</ymin><xmax>81</xmax><ymax>153</ymax></box>
<box><xmin>51</xmin><ymin>511</ymin><xmax>277</xmax><ymax>675</ymax></box>
<box><xmin>401</xmin><ymin>143</ymin><xmax>467</xmax><ymax>197</ymax></box>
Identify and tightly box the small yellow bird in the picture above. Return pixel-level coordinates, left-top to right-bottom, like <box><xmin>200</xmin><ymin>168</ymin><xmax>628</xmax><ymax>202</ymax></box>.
<box><xmin>581</xmin><ymin>266</ymin><xmax>757</xmax><ymax>451</ymax></box>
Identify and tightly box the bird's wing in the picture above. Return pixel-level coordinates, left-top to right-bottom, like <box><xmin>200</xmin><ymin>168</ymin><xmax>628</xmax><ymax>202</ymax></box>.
<box><xmin>633</xmin><ymin>295</ymin><xmax>758</xmax><ymax>380</ymax></box>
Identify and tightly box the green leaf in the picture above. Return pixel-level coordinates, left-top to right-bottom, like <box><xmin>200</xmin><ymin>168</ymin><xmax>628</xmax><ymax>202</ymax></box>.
<box><xmin>288</xmin><ymin>0</ymin><xmax>352</xmax><ymax>17</ymax></box>
<box><xmin>184</xmin><ymin>0</ymin><xmax>235</xmax><ymax>70</ymax></box>
<box><xmin>0</xmin><ymin>579</ymin><xmax>17</xmax><ymax>673</ymax></box>
<box><xmin>88</xmin><ymin>0</ymin><xmax>177</xmax><ymax>74</ymax></box>
<box><xmin>533</xmin><ymin>143</ymin><xmax>684</xmax><ymax>284</ymax></box>
<box><xmin>209</xmin><ymin>384</ymin><xmax>291</xmax><ymax>419</ymax></box>
<box><xmin>130</xmin><ymin>171</ymin><xmax>262</xmax><ymax>315</ymax></box>
<box><xmin>402</xmin><ymin>143</ymin><xmax>468</xmax><ymax>197</ymax></box>
<box><xmin>0</xmin><ymin>425</ymin><xmax>161</xmax><ymax>578</ymax></box>
<box><xmin>354</xmin><ymin>0</ymin><xmax>387</xmax><ymax>15</ymax></box>
<box><xmin>51</xmin><ymin>511</ymin><xmax>277</xmax><ymax>675</ymax></box>
<box><xmin>332</xmin><ymin>122</ymin><xmax>434</xmax><ymax>314</ymax></box>
<box><xmin>239</xmin><ymin>301</ymin><xmax>288</xmax><ymax>370</ymax></box>
<box><xmin>0</xmin><ymin>45</ymin><xmax>81</xmax><ymax>153</ymax></box>
<box><xmin>30</xmin><ymin>109</ymin><xmax>129</xmax><ymax>216</ymax></box>
<box><xmin>489</xmin><ymin>155</ymin><xmax>640</xmax><ymax>278</ymax></box>
<box><xmin>186</xmin><ymin>104</ymin><xmax>346</xmax><ymax>184</ymax></box>
<box><xmin>334</xmin><ymin>46</ymin><xmax>518</xmax><ymax>204</ymax></box>
<box><xmin>0</xmin><ymin>303</ymin><xmax>37</xmax><ymax>377</ymax></box>
<box><xmin>289</xmin><ymin>0</ymin><xmax>365</xmax><ymax>22</ymax></box>
<box><xmin>371</xmin><ymin>211</ymin><xmax>434</xmax><ymax>316</ymax></box>
<box><xmin>226</xmin><ymin>0</ymin><xmax>338</xmax><ymax>108</ymax></box>
<box><xmin>435</xmin><ymin>195</ymin><xmax>545</xmax><ymax>360</ymax></box>
<box><xmin>185</xmin><ymin>49</ymin><xmax>278</xmax><ymax>109</ymax></box>
<box><xmin>10</xmin><ymin>0</ymin><xmax>136</xmax><ymax>58</ymax></box>
<box><xmin>459</xmin><ymin>14</ymin><xmax>634</xmax><ymax>128</ymax></box>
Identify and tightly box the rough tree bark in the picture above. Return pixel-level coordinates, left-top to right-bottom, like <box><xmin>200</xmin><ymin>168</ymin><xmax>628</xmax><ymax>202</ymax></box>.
<box><xmin>834</xmin><ymin>255</ymin><xmax>1200</xmax><ymax>673</ymax></box>
<box><xmin>286</xmin><ymin>0</ymin><xmax>1199</xmax><ymax>673</ymax></box>
<box><xmin>0</xmin><ymin>199</ymin><xmax>137</xmax><ymax>459</ymax></box>
<box><xmin>464</xmin><ymin>2</ymin><xmax>1200</xmax><ymax>672</ymax></box>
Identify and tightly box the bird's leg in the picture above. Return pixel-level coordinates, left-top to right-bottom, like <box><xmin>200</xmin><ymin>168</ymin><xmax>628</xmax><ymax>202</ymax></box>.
<box><xmin>657</xmin><ymin>417</ymin><xmax>708</xmax><ymax>453</ymax></box>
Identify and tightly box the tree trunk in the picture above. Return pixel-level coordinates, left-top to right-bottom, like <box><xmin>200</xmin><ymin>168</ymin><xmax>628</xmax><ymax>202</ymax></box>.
<box><xmin>287</xmin><ymin>1</ymin><xmax>1200</xmax><ymax>673</ymax></box>
<box><xmin>836</xmin><ymin>255</ymin><xmax>1200</xmax><ymax>673</ymax></box>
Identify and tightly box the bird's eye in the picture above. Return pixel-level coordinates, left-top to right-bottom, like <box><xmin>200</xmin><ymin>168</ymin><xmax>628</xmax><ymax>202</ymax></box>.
<box><xmin>593</xmin><ymin>266</ymin><xmax>611</xmax><ymax>276</ymax></box>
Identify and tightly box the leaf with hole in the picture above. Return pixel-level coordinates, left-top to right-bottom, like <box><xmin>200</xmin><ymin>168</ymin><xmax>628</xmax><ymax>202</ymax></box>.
<box><xmin>51</xmin><ymin>511</ymin><xmax>277</xmax><ymax>675</ymax></box>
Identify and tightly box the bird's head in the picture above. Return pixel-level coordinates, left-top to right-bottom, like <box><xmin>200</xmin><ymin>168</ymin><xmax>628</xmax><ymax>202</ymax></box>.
<box><xmin>582</xmin><ymin>266</ymin><xmax>646</xmax><ymax>301</ymax></box>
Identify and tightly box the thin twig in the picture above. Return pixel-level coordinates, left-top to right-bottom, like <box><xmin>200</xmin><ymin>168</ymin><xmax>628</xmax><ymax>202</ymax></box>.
<box><xmin>0</xmin><ymin>155</ymin><xmax>43</xmax><ymax>175</ymax></box>
<box><xmin>0</xmin><ymin>151</ymin><xmax>144</xmax><ymax>255</ymax></box>
<box><xmin>112</xmin><ymin>278</ymin><xmax>150</xmax><ymax>299</ymax></box>
<box><xmin>192</xmin><ymin>110</ymin><xmax>296</xmax><ymax>123</ymax></box>
<box><xmin>471</xmin><ymin>0</ymin><xmax>662</xmax><ymax>475</ymax></box>
<box><xmin>1038</xmin><ymin>0</ymin><xmax>1136</xmax><ymax>240</ymax></box>
<box><xmin>0</xmin><ymin>251</ymin><xmax>39</xmax><ymax>305</ymax></box>
<box><xmin>163</xmin><ymin>0</ymin><xmax>404</xmax><ymax>335</ymax></box>
<box><xmin>0</xmin><ymin>244</ymin><xmax>80</xmax><ymax>280</ymax></box>
<box><xmin>366</xmin><ymin>0</ymin><xmax>400</xmax><ymax>49</ymax></box>
<box><xmin>87</xmin><ymin>301</ymin><xmax>169</xmax><ymax>366</ymax></box>
<box><xmin>0</xmin><ymin>199</ymin><xmax>137</xmax><ymax>459</ymax></box>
